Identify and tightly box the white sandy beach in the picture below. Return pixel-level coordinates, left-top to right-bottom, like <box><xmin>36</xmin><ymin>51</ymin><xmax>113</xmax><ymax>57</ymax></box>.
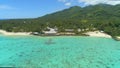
<box><xmin>0</xmin><ymin>30</ymin><xmax>31</xmax><ymax>36</ymax></box>
<box><xmin>117</xmin><ymin>36</ymin><xmax>120</xmax><ymax>38</ymax></box>
<box><xmin>116</xmin><ymin>36</ymin><xmax>120</xmax><ymax>39</ymax></box>
<box><xmin>84</xmin><ymin>31</ymin><xmax>112</xmax><ymax>38</ymax></box>
<box><xmin>0</xmin><ymin>29</ymin><xmax>115</xmax><ymax>38</ymax></box>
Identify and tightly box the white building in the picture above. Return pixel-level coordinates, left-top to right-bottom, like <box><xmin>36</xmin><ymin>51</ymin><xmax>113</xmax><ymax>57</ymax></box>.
<box><xmin>44</xmin><ymin>27</ymin><xmax>57</xmax><ymax>35</ymax></box>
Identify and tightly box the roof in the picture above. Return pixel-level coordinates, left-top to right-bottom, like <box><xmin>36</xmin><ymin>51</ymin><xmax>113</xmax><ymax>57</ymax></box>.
<box><xmin>44</xmin><ymin>28</ymin><xmax>57</xmax><ymax>34</ymax></box>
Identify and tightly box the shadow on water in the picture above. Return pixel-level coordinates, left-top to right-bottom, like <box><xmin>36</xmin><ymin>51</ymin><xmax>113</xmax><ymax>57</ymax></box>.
<box><xmin>44</xmin><ymin>38</ymin><xmax>55</xmax><ymax>45</ymax></box>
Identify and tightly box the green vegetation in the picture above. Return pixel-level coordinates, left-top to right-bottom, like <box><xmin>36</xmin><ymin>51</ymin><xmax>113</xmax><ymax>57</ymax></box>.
<box><xmin>0</xmin><ymin>4</ymin><xmax>120</xmax><ymax>36</ymax></box>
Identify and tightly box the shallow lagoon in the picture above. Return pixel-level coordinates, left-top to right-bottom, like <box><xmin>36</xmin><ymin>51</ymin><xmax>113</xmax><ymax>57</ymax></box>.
<box><xmin>0</xmin><ymin>35</ymin><xmax>120</xmax><ymax>68</ymax></box>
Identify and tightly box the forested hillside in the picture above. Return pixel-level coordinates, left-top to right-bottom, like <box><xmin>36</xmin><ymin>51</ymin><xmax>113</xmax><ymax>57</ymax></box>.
<box><xmin>0</xmin><ymin>4</ymin><xmax>120</xmax><ymax>36</ymax></box>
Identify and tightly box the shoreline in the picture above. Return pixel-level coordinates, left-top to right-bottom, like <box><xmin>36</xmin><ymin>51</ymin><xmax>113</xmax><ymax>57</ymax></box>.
<box><xmin>113</xmin><ymin>36</ymin><xmax>120</xmax><ymax>41</ymax></box>
<box><xmin>0</xmin><ymin>29</ymin><xmax>120</xmax><ymax>40</ymax></box>
<box><xmin>83</xmin><ymin>31</ymin><xmax>112</xmax><ymax>38</ymax></box>
<box><xmin>0</xmin><ymin>30</ymin><xmax>31</xmax><ymax>36</ymax></box>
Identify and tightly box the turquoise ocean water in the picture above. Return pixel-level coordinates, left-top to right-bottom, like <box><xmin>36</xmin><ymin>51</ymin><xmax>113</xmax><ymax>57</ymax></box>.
<box><xmin>0</xmin><ymin>35</ymin><xmax>120</xmax><ymax>68</ymax></box>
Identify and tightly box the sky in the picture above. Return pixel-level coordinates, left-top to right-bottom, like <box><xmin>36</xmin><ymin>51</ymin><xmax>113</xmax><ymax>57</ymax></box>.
<box><xmin>0</xmin><ymin>0</ymin><xmax>120</xmax><ymax>19</ymax></box>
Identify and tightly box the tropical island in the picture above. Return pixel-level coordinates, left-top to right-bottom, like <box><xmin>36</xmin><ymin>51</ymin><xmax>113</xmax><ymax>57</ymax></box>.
<box><xmin>0</xmin><ymin>4</ymin><xmax>120</xmax><ymax>40</ymax></box>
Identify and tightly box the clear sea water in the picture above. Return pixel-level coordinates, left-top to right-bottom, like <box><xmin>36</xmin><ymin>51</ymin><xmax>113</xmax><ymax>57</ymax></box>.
<box><xmin>0</xmin><ymin>35</ymin><xmax>120</xmax><ymax>68</ymax></box>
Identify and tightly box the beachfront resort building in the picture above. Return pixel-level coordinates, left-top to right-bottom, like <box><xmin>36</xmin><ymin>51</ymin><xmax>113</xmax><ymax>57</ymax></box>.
<box><xmin>43</xmin><ymin>27</ymin><xmax>57</xmax><ymax>35</ymax></box>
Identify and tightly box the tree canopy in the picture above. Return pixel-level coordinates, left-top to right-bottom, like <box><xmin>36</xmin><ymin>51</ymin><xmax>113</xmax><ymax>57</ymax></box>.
<box><xmin>0</xmin><ymin>4</ymin><xmax>120</xmax><ymax>36</ymax></box>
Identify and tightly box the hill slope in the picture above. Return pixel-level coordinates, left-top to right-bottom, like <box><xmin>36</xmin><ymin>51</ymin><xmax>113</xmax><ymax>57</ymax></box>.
<box><xmin>0</xmin><ymin>4</ymin><xmax>120</xmax><ymax>36</ymax></box>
